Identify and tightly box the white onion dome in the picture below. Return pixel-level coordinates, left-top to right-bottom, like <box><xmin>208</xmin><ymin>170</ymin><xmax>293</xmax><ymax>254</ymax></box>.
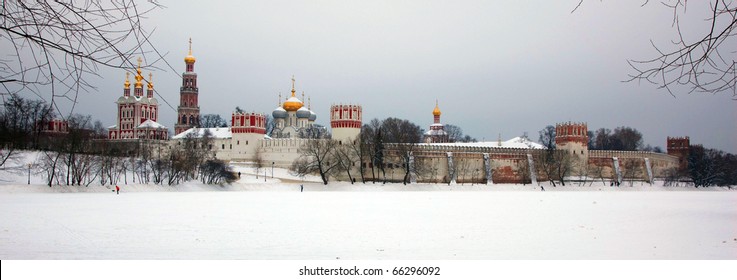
<box><xmin>272</xmin><ymin>106</ymin><xmax>287</xmax><ymax>119</ymax></box>
<box><xmin>308</xmin><ymin>110</ymin><xmax>317</xmax><ymax>121</ymax></box>
<box><xmin>296</xmin><ymin>106</ymin><xmax>311</xmax><ymax>119</ymax></box>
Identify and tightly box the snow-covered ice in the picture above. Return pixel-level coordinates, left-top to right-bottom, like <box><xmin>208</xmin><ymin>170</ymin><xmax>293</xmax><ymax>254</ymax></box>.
<box><xmin>1</xmin><ymin>184</ymin><xmax>735</xmax><ymax>259</ymax></box>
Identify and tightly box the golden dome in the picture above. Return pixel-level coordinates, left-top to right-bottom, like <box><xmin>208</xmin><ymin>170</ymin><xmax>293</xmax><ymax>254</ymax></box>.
<box><xmin>433</xmin><ymin>100</ymin><xmax>441</xmax><ymax>116</ymax></box>
<box><xmin>184</xmin><ymin>38</ymin><xmax>196</xmax><ymax>64</ymax></box>
<box><xmin>282</xmin><ymin>76</ymin><xmax>303</xmax><ymax>111</ymax></box>
<box><xmin>283</xmin><ymin>96</ymin><xmax>303</xmax><ymax>111</ymax></box>
<box><xmin>134</xmin><ymin>57</ymin><xmax>143</xmax><ymax>88</ymax></box>
<box><xmin>184</xmin><ymin>53</ymin><xmax>196</xmax><ymax>64</ymax></box>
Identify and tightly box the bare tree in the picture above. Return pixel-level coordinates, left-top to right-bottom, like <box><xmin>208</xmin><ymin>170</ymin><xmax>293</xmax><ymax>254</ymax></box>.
<box><xmin>455</xmin><ymin>156</ymin><xmax>472</xmax><ymax>185</ymax></box>
<box><xmin>200</xmin><ymin>114</ymin><xmax>227</xmax><ymax>128</ymax></box>
<box><xmin>591</xmin><ymin>163</ymin><xmax>607</xmax><ymax>186</ymax></box>
<box><xmin>331</xmin><ymin>141</ymin><xmax>357</xmax><ymax>184</ymax></box>
<box><xmin>346</xmin><ymin>136</ymin><xmax>367</xmax><ymax>183</ymax></box>
<box><xmin>535</xmin><ymin>150</ymin><xmax>573</xmax><ymax>187</ymax></box>
<box><xmin>381</xmin><ymin>117</ymin><xmax>423</xmax><ymax>185</ymax></box>
<box><xmin>200</xmin><ymin>159</ymin><xmax>237</xmax><ymax>185</ymax></box>
<box><xmin>0</xmin><ymin>94</ymin><xmax>55</xmax><ymax>151</ymax></box>
<box><xmin>445</xmin><ymin>124</ymin><xmax>477</xmax><ymax>143</ymax></box>
<box><xmin>445</xmin><ymin>124</ymin><xmax>464</xmax><ymax>143</ymax></box>
<box><xmin>359</xmin><ymin>119</ymin><xmax>384</xmax><ymax>183</ymax></box>
<box><xmin>1</xmin><ymin>1</ymin><xmax>169</xmax><ymax>114</ymax></box>
<box><xmin>621</xmin><ymin>158</ymin><xmax>642</xmax><ymax>186</ymax></box>
<box><xmin>517</xmin><ymin>157</ymin><xmax>531</xmax><ymax>185</ymax></box>
<box><xmin>39</xmin><ymin>150</ymin><xmax>62</xmax><ymax>187</ymax></box>
<box><xmin>291</xmin><ymin>139</ymin><xmax>338</xmax><ymax>185</ymax></box>
<box><xmin>575</xmin><ymin>1</ymin><xmax>737</xmax><ymax>96</ymax></box>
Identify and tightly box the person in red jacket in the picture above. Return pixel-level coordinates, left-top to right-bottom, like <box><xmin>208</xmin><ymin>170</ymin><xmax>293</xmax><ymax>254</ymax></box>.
<box><xmin>115</xmin><ymin>185</ymin><xmax>120</xmax><ymax>195</ymax></box>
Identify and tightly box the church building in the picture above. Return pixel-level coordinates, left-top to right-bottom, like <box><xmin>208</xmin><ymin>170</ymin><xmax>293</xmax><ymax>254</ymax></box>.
<box><xmin>271</xmin><ymin>76</ymin><xmax>322</xmax><ymax>138</ymax></box>
<box><xmin>423</xmin><ymin>100</ymin><xmax>448</xmax><ymax>143</ymax></box>
<box><xmin>107</xmin><ymin>57</ymin><xmax>167</xmax><ymax>140</ymax></box>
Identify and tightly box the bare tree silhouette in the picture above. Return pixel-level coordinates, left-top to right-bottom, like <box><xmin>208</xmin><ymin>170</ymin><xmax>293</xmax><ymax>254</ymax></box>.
<box><xmin>574</xmin><ymin>1</ymin><xmax>737</xmax><ymax>97</ymax></box>
<box><xmin>1</xmin><ymin>0</ymin><xmax>173</xmax><ymax>114</ymax></box>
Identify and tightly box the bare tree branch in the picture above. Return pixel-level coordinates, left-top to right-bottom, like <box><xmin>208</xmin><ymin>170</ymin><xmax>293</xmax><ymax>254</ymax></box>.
<box><xmin>1</xmin><ymin>0</ymin><xmax>176</xmax><ymax>116</ymax></box>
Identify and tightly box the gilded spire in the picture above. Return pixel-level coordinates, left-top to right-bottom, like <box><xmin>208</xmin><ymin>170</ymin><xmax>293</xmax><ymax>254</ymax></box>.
<box><xmin>291</xmin><ymin>75</ymin><xmax>296</xmax><ymax>97</ymax></box>
<box><xmin>134</xmin><ymin>57</ymin><xmax>143</xmax><ymax>88</ymax></box>
<box><xmin>124</xmin><ymin>72</ymin><xmax>130</xmax><ymax>89</ymax></box>
<box><xmin>301</xmin><ymin>91</ymin><xmax>305</xmax><ymax>103</ymax></box>
<box><xmin>147</xmin><ymin>73</ymin><xmax>154</xmax><ymax>90</ymax></box>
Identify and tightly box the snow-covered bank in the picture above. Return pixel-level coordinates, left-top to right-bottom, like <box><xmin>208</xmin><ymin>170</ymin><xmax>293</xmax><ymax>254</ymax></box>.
<box><xmin>2</xmin><ymin>150</ymin><xmax>733</xmax><ymax>193</ymax></box>
<box><xmin>0</xmin><ymin>181</ymin><xmax>734</xmax><ymax>194</ymax></box>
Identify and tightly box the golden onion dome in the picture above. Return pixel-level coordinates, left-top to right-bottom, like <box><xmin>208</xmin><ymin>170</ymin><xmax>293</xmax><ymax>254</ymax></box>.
<box><xmin>184</xmin><ymin>53</ymin><xmax>196</xmax><ymax>64</ymax></box>
<box><xmin>184</xmin><ymin>38</ymin><xmax>196</xmax><ymax>64</ymax></box>
<box><xmin>134</xmin><ymin>68</ymin><xmax>143</xmax><ymax>88</ymax></box>
<box><xmin>282</xmin><ymin>96</ymin><xmax>303</xmax><ymax>111</ymax></box>
<box><xmin>282</xmin><ymin>76</ymin><xmax>303</xmax><ymax>111</ymax></box>
<box><xmin>433</xmin><ymin>100</ymin><xmax>441</xmax><ymax>116</ymax></box>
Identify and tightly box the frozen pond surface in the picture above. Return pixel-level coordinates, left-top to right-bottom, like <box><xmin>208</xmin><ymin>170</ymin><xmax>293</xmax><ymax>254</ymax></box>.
<box><xmin>1</xmin><ymin>189</ymin><xmax>735</xmax><ymax>259</ymax></box>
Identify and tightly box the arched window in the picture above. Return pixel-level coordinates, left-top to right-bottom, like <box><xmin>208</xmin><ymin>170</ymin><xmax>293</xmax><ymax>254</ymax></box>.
<box><xmin>182</xmin><ymin>115</ymin><xmax>187</xmax><ymax>124</ymax></box>
<box><xmin>189</xmin><ymin>115</ymin><xmax>195</xmax><ymax>125</ymax></box>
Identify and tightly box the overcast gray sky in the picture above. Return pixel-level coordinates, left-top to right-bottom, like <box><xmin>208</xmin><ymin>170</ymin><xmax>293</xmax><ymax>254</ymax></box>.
<box><xmin>69</xmin><ymin>1</ymin><xmax>736</xmax><ymax>153</ymax></box>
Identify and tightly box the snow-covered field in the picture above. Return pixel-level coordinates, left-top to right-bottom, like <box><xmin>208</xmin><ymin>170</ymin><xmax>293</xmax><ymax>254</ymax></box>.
<box><xmin>1</xmin><ymin>151</ymin><xmax>736</xmax><ymax>259</ymax></box>
<box><xmin>1</xmin><ymin>183</ymin><xmax>736</xmax><ymax>259</ymax></box>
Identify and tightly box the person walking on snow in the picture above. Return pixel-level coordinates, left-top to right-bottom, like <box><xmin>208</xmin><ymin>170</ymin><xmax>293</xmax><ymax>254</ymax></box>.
<box><xmin>540</xmin><ymin>185</ymin><xmax>545</xmax><ymax>191</ymax></box>
<box><xmin>300</xmin><ymin>184</ymin><xmax>304</xmax><ymax>192</ymax></box>
<box><xmin>115</xmin><ymin>185</ymin><xmax>120</xmax><ymax>195</ymax></box>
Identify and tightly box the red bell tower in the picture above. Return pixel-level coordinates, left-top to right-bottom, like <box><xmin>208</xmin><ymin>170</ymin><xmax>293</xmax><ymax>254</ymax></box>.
<box><xmin>175</xmin><ymin>38</ymin><xmax>200</xmax><ymax>135</ymax></box>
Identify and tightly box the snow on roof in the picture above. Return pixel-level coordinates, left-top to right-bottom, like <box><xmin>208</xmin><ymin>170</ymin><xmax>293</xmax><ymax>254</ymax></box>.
<box><xmin>137</xmin><ymin>119</ymin><xmax>167</xmax><ymax>129</ymax></box>
<box><xmin>171</xmin><ymin>127</ymin><xmax>232</xmax><ymax>140</ymax></box>
<box><xmin>421</xmin><ymin>136</ymin><xmax>544</xmax><ymax>149</ymax></box>
<box><xmin>108</xmin><ymin>125</ymin><xmax>118</xmax><ymax>129</ymax></box>
<box><xmin>424</xmin><ymin>129</ymin><xmax>448</xmax><ymax>136</ymax></box>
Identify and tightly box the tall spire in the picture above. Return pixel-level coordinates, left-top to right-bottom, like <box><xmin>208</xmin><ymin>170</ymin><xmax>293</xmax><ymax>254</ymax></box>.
<box><xmin>291</xmin><ymin>75</ymin><xmax>296</xmax><ymax>97</ymax></box>
<box><xmin>278</xmin><ymin>93</ymin><xmax>282</xmax><ymax>106</ymax></box>
<box><xmin>301</xmin><ymin>91</ymin><xmax>305</xmax><ymax>103</ymax></box>
<box><xmin>147</xmin><ymin>73</ymin><xmax>154</xmax><ymax>90</ymax></box>
<box><xmin>188</xmin><ymin>37</ymin><xmax>192</xmax><ymax>55</ymax></box>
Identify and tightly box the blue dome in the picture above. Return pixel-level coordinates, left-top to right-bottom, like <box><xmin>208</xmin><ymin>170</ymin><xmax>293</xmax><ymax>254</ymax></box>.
<box><xmin>272</xmin><ymin>107</ymin><xmax>287</xmax><ymax>119</ymax></box>
<box><xmin>308</xmin><ymin>110</ymin><xmax>317</xmax><ymax>121</ymax></box>
<box><xmin>296</xmin><ymin>107</ymin><xmax>311</xmax><ymax>119</ymax></box>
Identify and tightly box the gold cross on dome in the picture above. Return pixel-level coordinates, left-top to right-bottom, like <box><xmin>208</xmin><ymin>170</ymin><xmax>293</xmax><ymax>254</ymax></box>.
<box><xmin>137</xmin><ymin>57</ymin><xmax>142</xmax><ymax>68</ymax></box>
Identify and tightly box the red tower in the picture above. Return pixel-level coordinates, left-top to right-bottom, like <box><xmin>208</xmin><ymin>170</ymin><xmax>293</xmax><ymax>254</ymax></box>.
<box><xmin>555</xmin><ymin>122</ymin><xmax>589</xmax><ymax>157</ymax></box>
<box><xmin>667</xmin><ymin>136</ymin><xmax>690</xmax><ymax>172</ymax></box>
<box><xmin>330</xmin><ymin>104</ymin><xmax>362</xmax><ymax>141</ymax></box>
<box><xmin>175</xmin><ymin>38</ymin><xmax>200</xmax><ymax>135</ymax></box>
